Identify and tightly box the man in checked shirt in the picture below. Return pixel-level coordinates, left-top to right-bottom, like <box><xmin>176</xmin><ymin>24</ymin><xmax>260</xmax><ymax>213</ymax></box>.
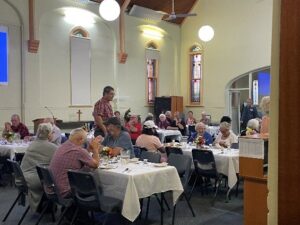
<box><xmin>93</xmin><ymin>86</ymin><xmax>115</xmax><ymax>137</ymax></box>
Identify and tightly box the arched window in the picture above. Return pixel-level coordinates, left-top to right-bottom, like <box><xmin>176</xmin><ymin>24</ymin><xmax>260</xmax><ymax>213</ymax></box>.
<box><xmin>70</xmin><ymin>27</ymin><xmax>89</xmax><ymax>38</ymax></box>
<box><xmin>189</xmin><ymin>44</ymin><xmax>203</xmax><ymax>105</ymax></box>
<box><xmin>145</xmin><ymin>42</ymin><xmax>159</xmax><ymax>104</ymax></box>
<box><xmin>70</xmin><ymin>27</ymin><xmax>91</xmax><ymax>106</ymax></box>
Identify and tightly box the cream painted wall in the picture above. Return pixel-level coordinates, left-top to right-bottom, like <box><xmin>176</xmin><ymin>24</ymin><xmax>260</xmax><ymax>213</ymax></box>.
<box><xmin>0</xmin><ymin>0</ymin><xmax>180</xmax><ymax>131</ymax></box>
<box><xmin>268</xmin><ymin>0</ymin><xmax>280</xmax><ymax>224</ymax></box>
<box><xmin>181</xmin><ymin>0</ymin><xmax>273</xmax><ymax>122</ymax></box>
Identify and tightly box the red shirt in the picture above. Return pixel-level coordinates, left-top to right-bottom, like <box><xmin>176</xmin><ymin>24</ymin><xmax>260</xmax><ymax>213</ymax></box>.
<box><xmin>49</xmin><ymin>140</ymin><xmax>95</xmax><ymax>198</ymax></box>
<box><xmin>11</xmin><ymin>123</ymin><xmax>30</xmax><ymax>139</ymax></box>
<box><xmin>125</xmin><ymin>122</ymin><xmax>142</xmax><ymax>140</ymax></box>
<box><xmin>93</xmin><ymin>97</ymin><xmax>113</xmax><ymax>123</ymax></box>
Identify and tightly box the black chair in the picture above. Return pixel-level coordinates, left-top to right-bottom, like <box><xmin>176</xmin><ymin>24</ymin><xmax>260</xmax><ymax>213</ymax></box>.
<box><xmin>140</xmin><ymin>151</ymin><xmax>161</xmax><ymax>163</ymax></box>
<box><xmin>133</xmin><ymin>146</ymin><xmax>148</xmax><ymax>158</ymax></box>
<box><xmin>190</xmin><ymin>149</ymin><xmax>223</xmax><ymax>205</ymax></box>
<box><xmin>165</xmin><ymin>147</ymin><xmax>183</xmax><ymax>156</ymax></box>
<box><xmin>2</xmin><ymin>159</ymin><xmax>30</xmax><ymax>225</ymax></box>
<box><xmin>67</xmin><ymin>170</ymin><xmax>122</xmax><ymax>225</ymax></box>
<box><xmin>168</xmin><ymin>154</ymin><xmax>195</xmax><ymax>225</ymax></box>
<box><xmin>36</xmin><ymin>164</ymin><xmax>73</xmax><ymax>225</ymax></box>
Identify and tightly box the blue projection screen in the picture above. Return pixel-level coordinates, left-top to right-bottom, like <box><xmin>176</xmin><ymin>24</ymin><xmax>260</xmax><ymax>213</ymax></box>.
<box><xmin>0</xmin><ymin>26</ymin><xmax>8</xmax><ymax>85</ymax></box>
<box><xmin>258</xmin><ymin>72</ymin><xmax>271</xmax><ymax>96</ymax></box>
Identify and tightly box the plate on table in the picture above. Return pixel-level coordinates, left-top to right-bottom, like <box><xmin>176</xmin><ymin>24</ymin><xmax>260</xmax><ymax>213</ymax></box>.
<box><xmin>153</xmin><ymin>162</ymin><xmax>168</xmax><ymax>167</ymax></box>
<box><xmin>98</xmin><ymin>164</ymin><xmax>117</xmax><ymax>169</ymax></box>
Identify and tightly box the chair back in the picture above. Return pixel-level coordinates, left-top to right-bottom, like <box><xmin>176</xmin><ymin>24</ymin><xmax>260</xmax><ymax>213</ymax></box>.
<box><xmin>133</xmin><ymin>146</ymin><xmax>148</xmax><ymax>158</ymax></box>
<box><xmin>231</xmin><ymin>142</ymin><xmax>239</xmax><ymax>149</ymax></box>
<box><xmin>7</xmin><ymin>159</ymin><xmax>27</xmax><ymax>192</ymax></box>
<box><xmin>36</xmin><ymin>164</ymin><xmax>66</xmax><ymax>206</ymax></box>
<box><xmin>140</xmin><ymin>151</ymin><xmax>161</xmax><ymax>163</ymax></box>
<box><xmin>168</xmin><ymin>153</ymin><xmax>192</xmax><ymax>189</ymax></box>
<box><xmin>192</xmin><ymin>149</ymin><xmax>218</xmax><ymax>178</ymax></box>
<box><xmin>67</xmin><ymin>170</ymin><xmax>100</xmax><ymax>208</ymax></box>
<box><xmin>166</xmin><ymin>147</ymin><xmax>183</xmax><ymax>156</ymax></box>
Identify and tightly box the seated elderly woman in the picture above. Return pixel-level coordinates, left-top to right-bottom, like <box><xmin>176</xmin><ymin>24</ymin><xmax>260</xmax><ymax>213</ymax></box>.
<box><xmin>20</xmin><ymin>123</ymin><xmax>58</xmax><ymax>212</ymax></box>
<box><xmin>214</xmin><ymin>122</ymin><xmax>238</xmax><ymax>149</ymax></box>
<box><xmin>240</xmin><ymin>118</ymin><xmax>260</xmax><ymax>136</ymax></box>
<box><xmin>188</xmin><ymin>122</ymin><xmax>213</xmax><ymax>145</ymax></box>
<box><xmin>44</xmin><ymin>117</ymin><xmax>62</xmax><ymax>145</ymax></box>
<box><xmin>157</xmin><ymin>114</ymin><xmax>170</xmax><ymax>129</ymax></box>
<box><xmin>101</xmin><ymin>117</ymin><xmax>134</xmax><ymax>157</ymax></box>
<box><xmin>125</xmin><ymin>115</ymin><xmax>142</xmax><ymax>145</ymax></box>
<box><xmin>136</xmin><ymin>120</ymin><xmax>166</xmax><ymax>161</ymax></box>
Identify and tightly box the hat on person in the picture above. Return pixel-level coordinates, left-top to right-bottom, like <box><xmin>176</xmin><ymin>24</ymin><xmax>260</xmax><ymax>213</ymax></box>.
<box><xmin>143</xmin><ymin>120</ymin><xmax>158</xmax><ymax>129</ymax></box>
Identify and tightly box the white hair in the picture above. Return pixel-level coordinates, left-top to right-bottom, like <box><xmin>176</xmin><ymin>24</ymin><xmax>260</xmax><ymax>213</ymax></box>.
<box><xmin>195</xmin><ymin>122</ymin><xmax>206</xmax><ymax>130</ymax></box>
<box><xmin>159</xmin><ymin>114</ymin><xmax>166</xmax><ymax>119</ymax></box>
<box><xmin>37</xmin><ymin>123</ymin><xmax>53</xmax><ymax>140</ymax></box>
<box><xmin>247</xmin><ymin>119</ymin><xmax>260</xmax><ymax>131</ymax></box>
<box><xmin>69</xmin><ymin>128</ymin><xmax>86</xmax><ymax>138</ymax></box>
<box><xmin>219</xmin><ymin>121</ymin><xmax>231</xmax><ymax>130</ymax></box>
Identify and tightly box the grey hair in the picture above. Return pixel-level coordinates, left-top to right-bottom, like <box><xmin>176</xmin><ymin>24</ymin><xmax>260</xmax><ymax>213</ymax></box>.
<box><xmin>195</xmin><ymin>122</ymin><xmax>206</xmax><ymax>130</ymax></box>
<box><xmin>69</xmin><ymin>128</ymin><xmax>86</xmax><ymax>138</ymax></box>
<box><xmin>36</xmin><ymin>123</ymin><xmax>53</xmax><ymax>140</ymax></box>
<box><xmin>11</xmin><ymin>114</ymin><xmax>20</xmax><ymax>120</ymax></box>
<box><xmin>219</xmin><ymin>121</ymin><xmax>231</xmax><ymax>130</ymax></box>
<box><xmin>247</xmin><ymin>119</ymin><xmax>260</xmax><ymax>131</ymax></box>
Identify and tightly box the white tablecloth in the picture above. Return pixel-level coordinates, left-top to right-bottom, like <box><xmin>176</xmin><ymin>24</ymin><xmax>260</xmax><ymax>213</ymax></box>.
<box><xmin>94</xmin><ymin>162</ymin><xmax>183</xmax><ymax>222</ymax></box>
<box><xmin>157</xmin><ymin>129</ymin><xmax>182</xmax><ymax>143</ymax></box>
<box><xmin>0</xmin><ymin>143</ymin><xmax>29</xmax><ymax>159</ymax></box>
<box><xmin>181</xmin><ymin>146</ymin><xmax>239</xmax><ymax>189</ymax></box>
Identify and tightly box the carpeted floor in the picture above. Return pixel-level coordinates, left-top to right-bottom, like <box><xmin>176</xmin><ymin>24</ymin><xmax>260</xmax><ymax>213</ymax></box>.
<box><xmin>0</xmin><ymin>181</ymin><xmax>243</xmax><ymax>225</ymax></box>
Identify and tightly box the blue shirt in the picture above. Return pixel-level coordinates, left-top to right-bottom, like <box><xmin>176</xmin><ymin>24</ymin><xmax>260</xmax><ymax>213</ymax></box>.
<box><xmin>188</xmin><ymin>131</ymin><xmax>213</xmax><ymax>145</ymax></box>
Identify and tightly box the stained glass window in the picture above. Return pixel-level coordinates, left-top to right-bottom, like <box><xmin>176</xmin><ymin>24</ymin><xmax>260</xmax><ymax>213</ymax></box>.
<box><xmin>190</xmin><ymin>46</ymin><xmax>202</xmax><ymax>104</ymax></box>
<box><xmin>146</xmin><ymin>59</ymin><xmax>157</xmax><ymax>104</ymax></box>
<box><xmin>146</xmin><ymin>42</ymin><xmax>159</xmax><ymax>104</ymax></box>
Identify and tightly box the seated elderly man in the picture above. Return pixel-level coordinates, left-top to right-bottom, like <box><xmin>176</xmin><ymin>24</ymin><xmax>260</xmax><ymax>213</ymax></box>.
<box><xmin>214</xmin><ymin>122</ymin><xmax>238</xmax><ymax>149</ymax></box>
<box><xmin>2</xmin><ymin>114</ymin><xmax>30</xmax><ymax>139</ymax></box>
<box><xmin>49</xmin><ymin>128</ymin><xmax>101</xmax><ymax>198</ymax></box>
<box><xmin>20</xmin><ymin>123</ymin><xmax>57</xmax><ymax>212</ymax></box>
<box><xmin>101</xmin><ymin>117</ymin><xmax>133</xmax><ymax>157</ymax></box>
<box><xmin>188</xmin><ymin>122</ymin><xmax>213</xmax><ymax>145</ymax></box>
<box><xmin>44</xmin><ymin>118</ymin><xmax>62</xmax><ymax>145</ymax></box>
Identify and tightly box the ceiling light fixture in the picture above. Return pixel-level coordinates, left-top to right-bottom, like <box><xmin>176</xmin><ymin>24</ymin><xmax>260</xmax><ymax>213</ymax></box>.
<box><xmin>99</xmin><ymin>0</ymin><xmax>120</xmax><ymax>21</ymax></box>
<box><xmin>198</xmin><ymin>25</ymin><xmax>214</xmax><ymax>42</ymax></box>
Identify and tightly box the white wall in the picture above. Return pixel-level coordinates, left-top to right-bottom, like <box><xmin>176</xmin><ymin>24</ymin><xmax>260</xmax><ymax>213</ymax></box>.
<box><xmin>0</xmin><ymin>0</ymin><xmax>181</xmax><ymax>131</ymax></box>
<box><xmin>180</xmin><ymin>0</ymin><xmax>273</xmax><ymax>122</ymax></box>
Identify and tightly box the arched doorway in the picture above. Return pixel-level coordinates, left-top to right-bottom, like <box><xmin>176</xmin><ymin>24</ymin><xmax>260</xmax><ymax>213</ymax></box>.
<box><xmin>226</xmin><ymin>66</ymin><xmax>271</xmax><ymax>134</ymax></box>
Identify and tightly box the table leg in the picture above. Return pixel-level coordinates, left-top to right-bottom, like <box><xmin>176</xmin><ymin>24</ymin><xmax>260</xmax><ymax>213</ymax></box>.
<box><xmin>160</xmin><ymin>193</ymin><xmax>164</xmax><ymax>225</ymax></box>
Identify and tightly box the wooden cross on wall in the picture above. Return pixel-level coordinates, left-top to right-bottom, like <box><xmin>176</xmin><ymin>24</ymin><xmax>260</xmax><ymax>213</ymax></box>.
<box><xmin>76</xmin><ymin>110</ymin><xmax>82</xmax><ymax>122</ymax></box>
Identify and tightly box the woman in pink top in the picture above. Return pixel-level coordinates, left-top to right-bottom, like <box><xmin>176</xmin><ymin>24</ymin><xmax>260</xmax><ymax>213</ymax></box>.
<box><xmin>260</xmin><ymin>96</ymin><xmax>270</xmax><ymax>135</ymax></box>
<box><xmin>136</xmin><ymin>120</ymin><xmax>166</xmax><ymax>161</ymax></box>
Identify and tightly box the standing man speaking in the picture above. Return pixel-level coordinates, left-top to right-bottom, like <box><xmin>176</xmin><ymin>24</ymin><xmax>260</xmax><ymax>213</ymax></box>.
<box><xmin>93</xmin><ymin>86</ymin><xmax>115</xmax><ymax>137</ymax></box>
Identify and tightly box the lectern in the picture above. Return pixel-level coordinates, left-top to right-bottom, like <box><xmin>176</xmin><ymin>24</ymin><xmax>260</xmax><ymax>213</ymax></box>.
<box><xmin>239</xmin><ymin>135</ymin><xmax>268</xmax><ymax>225</ymax></box>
